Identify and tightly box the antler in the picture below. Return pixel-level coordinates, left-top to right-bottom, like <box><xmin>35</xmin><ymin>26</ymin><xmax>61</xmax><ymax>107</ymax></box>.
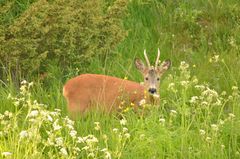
<box><xmin>144</xmin><ymin>49</ymin><xmax>151</xmax><ymax>68</ymax></box>
<box><xmin>155</xmin><ymin>48</ymin><xmax>161</xmax><ymax>68</ymax></box>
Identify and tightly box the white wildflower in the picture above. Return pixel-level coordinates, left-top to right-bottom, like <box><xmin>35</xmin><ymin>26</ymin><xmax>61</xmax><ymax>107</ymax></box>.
<box><xmin>64</xmin><ymin>117</ymin><xmax>74</xmax><ymax>129</ymax></box>
<box><xmin>201</xmin><ymin>101</ymin><xmax>208</xmax><ymax>106</ymax></box>
<box><xmin>33</xmin><ymin>100</ymin><xmax>38</xmax><ymax>105</ymax></box>
<box><xmin>120</xmin><ymin>119</ymin><xmax>127</xmax><ymax>126</ymax></box>
<box><xmin>189</xmin><ymin>96</ymin><xmax>198</xmax><ymax>104</ymax></box>
<box><xmin>202</xmin><ymin>88</ymin><xmax>218</xmax><ymax>98</ymax></box>
<box><xmin>60</xmin><ymin>147</ymin><xmax>68</xmax><ymax>156</ymax></box>
<box><xmin>4</xmin><ymin>111</ymin><xmax>13</xmax><ymax>118</ymax></box>
<box><xmin>20</xmin><ymin>85</ymin><xmax>27</xmax><ymax>94</ymax></box>
<box><xmin>199</xmin><ymin>129</ymin><xmax>206</xmax><ymax>136</ymax></box>
<box><xmin>77</xmin><ymin>137</ymin><xmax>84</xmax><ymax>143</ymax></box>
<box><xmin>55</xmin><ymin>137</ymin><xmax>63</xmax><ymax>146</ymax></box>
<box><xmin>21</xmin><ymin>80</ymin><xmax>27</xmax><ymax>85</ymax></box>
<box><xmin>88</xmin><ymin>153</ymin><xmax>95</xmax><ymax>158</ymax></box>
<box><xmin>82</xmin><ymin>146</ymin><xmax>89</xmax><ymax>150</ymax></box>
<box><xmin>168</xmin><ymin>83</ymin><xmax>175</xmax><ymax>90</ymax></box>
<box><xmin>214</xmin><ymin>99</ymin><xmax>222</xmax><ymax>106</ymax></box>
<box><xmin>29</xmin><ymin>82</ymin><xmax>34</xmax><ymax>87</ymax></box>
<box><xmin>228</xmin><ymin>95</ymin><xmax>233</xmax><ymax>100</ymax></box>
<box><xmin>139</xmin><ymin>99</ymin><xmax>146</xmax><ymax>106</ymax></box>
<box><xmin>180</xmin><ymin>80</ymin><xmax>189</xmax><ymax>87</ymax></box>
<box><xmin>124</xmin><ymin>133</ymin><xmax>130</xmax><ymax>139</ymax></box>
<box><xmin>211</xmin><ymin>124</ymin><xmax>219</xmax><ymax>131</ymax></box>
<box><xmin>206</xmin><ymin>136</ymin><xmax>211</xmax><ymax>142</ymax></box>
<box><xmin>69</xmin><ymin>130</ymin><xmax>77</xmax><ymax>138</ymax></box>
<box><xmin>101</xmin><ymin>148</ymin><xmax>108</xmax><ymax>152</ymax></box>
<box><xmin>66</xmin><ymin>124</ymin><xmax>74</xmax><ymax>130</ymax></box>
<box><xmin>123</xmin><ymin>127</ymin><xmax>128</xmax><ymax>132</ymax></box>
<box><xmin>209</xmin><ymin>55</ymin><xmax>219</xmax><ymax>63</ymax></box>
<box><xmin>47</xmin><ymin>115</ymin><xmax>53</xmax><ymax>122</ymax></box>
<box><xmin>50</xmin><ymin>111</ymin><xmax>59</xmax><ymax>117</ymax></box>
<box><xmin>40</xmin><ymin>111</ymin><xmax>47</xmax><ymax>117</ymax></box>
<box><xmin>159</xmin><ymin>118</ymin><xmax>165</xmax><ymax>124</ymax></box>
<box><xmin>192</xmin><ymin>77</ymin><xmax>198</xmax><ymax>84</ymax></box>
<box><xmin>53</xmin><ymin>120</ymin><xmax>62</xmax><ymax>131</ymax></box>
<box><xmin>104</xmin><ymin>151</ymin><xmax>111</xmax><ymax>159</ymax></box>
<box><xmin>19</xmin><ymin>130</ymin><xmax>28</xmax><ymax>139</ymax></box>
<box><xmin>2</xmin><ymin>152</ymin><xmax>12</xmax><ymax>157</ymax></box>
<box><xmin>228</xmin><ymin>113</ymin><xmax>235</xmax><ymax>118</ymax></box>
<box><xmin>170</xmin><ymin>110</ymin><xmax>177</xmax><ymax>116</ymax></box>
<box><xmin>219</xmin><ymin>119</ymin><xmax>225</xmax><ymax>125</ymax></box>
<box><xmin>221</xmin><ymin>91</ymin><xmax>227</xmax><ymax>96</ymax></box>
<box><xmin>55</xmin><ymin>109</ymin><xmax>61</xmax><ymax>112</ymax></box>
<box><xmin>179</xmin><ymin>61</ymin><xmax>189</xmax><ymax>70</ymax></box>
<box><xmin>195</xmin><ymin>85</ymin><xmax>205</xmax><ymax>91</ymax></box>
<box><xmin>73</xmin><ymin>147</ymin><xmax>80</xmax><ymax>153</ymax></box>
<box><xmin>232</xmin><ymin>86</ymin><xmax>238</xmax><ymax>91</ymax></box>
<box><xmin>101</xmin><ymin>148</ymin><xmax>112</xmax><ymax>159</ymax></box>
<box><xmin>113</xmin><ymin>128</ymin><xmax>118</xmax><ymax>133</ymax></box>
<box><xmin>86</xmin><ymin>135</ymin><xmax>98</xmax><ymax>143</ymax></box>
<box><xmin>213</xmin><ymin>55</ymin><xmax>219</xmax><ymax>62</ymax></box>
<box><xmin>64</xmin><ymin>116</ymin><xmax>74</xmax><ymax>124</ymax></box>
<box><xmin>29</xmin><ymin>110</ymin><xmax>39</xmax><ymax>117</ymax></box>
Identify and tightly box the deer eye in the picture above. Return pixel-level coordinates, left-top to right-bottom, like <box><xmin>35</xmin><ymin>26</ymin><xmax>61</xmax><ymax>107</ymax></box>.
<box><xmin>145</xmin><ymin>77</ymin><xmax>148</xmax><ymax>80</ymax></box>
<box><xmin>157</xmin><ymin>78</ymin><xmax>160</xmax><ymax>81</ymax></box>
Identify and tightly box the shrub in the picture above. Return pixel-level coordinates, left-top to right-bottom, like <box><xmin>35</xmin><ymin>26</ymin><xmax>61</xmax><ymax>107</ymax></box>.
<box><xmin>0</xmin><ymin>0</ymin><xmax>128</xmax><ymax>79</ymax></box>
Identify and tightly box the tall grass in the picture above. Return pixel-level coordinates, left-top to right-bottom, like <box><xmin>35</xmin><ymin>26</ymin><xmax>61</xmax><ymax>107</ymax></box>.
<box><xmin>1</xmin><ymin>0</ymin><xmax>240</xmax><ymax>158</ymax></box>
<box><xmin>1</xmin><ymin>60</ymin><xmax>240</xmax><ymax>158</ymax></box>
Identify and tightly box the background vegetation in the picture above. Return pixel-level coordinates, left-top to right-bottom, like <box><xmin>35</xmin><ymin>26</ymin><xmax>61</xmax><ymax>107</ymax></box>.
<box><xmin>0</xmin><ymin>0</ymin><xmax>240</xmax><ymax>158</ymax></box>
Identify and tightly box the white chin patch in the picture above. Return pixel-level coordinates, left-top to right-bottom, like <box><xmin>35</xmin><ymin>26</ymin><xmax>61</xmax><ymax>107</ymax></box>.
<box><xmin>152</xmin><ymin>93</ymin><xmax>160</xmax><ymax>98</ymax></box>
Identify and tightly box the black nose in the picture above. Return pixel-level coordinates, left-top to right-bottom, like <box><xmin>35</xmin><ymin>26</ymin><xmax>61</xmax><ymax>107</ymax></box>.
<box><xmin>148</xmin><ymin>88</ymin><xmax>157</xmax><ymax>94</ymax></box>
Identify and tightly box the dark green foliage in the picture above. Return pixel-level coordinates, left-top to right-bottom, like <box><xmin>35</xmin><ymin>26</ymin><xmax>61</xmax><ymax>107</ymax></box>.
<box><xmin>0</xmin><ymin>0</ymin><xmax>128</xmax><ymax>79</ymax></box>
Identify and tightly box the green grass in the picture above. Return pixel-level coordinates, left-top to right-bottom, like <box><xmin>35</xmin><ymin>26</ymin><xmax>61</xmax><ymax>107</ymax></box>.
<box><xmin>1</xmin><ymin>0</ymin><xmax>240</xmax><ymax>158</ymax></box>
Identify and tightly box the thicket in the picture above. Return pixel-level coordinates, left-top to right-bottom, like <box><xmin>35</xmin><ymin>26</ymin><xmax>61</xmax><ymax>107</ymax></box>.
<box><xmin>0</xmin><ymin>0</ymin><xmax>128</xmax><ymax>81</ymax></box>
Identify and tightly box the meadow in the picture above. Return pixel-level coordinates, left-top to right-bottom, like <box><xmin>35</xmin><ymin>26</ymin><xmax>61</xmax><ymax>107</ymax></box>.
<box><xmin>0</xmin><ymin>0</ymin><xmax>240</xmax><ymax>158</ymax></box>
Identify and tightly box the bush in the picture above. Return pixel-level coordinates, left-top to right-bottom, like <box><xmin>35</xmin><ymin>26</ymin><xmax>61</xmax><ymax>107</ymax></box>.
<box><xmin>0</xmin><ymin>0</ymin><xmax>128</xmax><ymax>79</ymax></box>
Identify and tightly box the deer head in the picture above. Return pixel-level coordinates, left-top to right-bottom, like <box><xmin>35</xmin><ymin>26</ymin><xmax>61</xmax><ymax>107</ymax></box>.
<box><xmin>135</xmin><ymin>48</ymin><xmax>171</xmax><ymax>97</ymax></box>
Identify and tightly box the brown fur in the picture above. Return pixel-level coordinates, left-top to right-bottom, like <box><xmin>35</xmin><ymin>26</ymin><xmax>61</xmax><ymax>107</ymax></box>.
<box><xmin>63</xmin><ymin>74</ymin><xmax>145</xmax><ymax>115</ymax></box>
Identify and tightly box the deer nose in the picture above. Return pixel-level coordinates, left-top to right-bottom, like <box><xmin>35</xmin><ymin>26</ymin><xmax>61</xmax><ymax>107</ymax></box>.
<box><xmin>148</xmin><ymin>88</ymin><xmax>157</xmax><ymax>94</ymax></box>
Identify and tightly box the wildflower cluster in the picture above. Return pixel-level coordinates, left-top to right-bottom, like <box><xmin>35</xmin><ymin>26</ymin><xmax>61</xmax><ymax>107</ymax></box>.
<box><xmin>165</xmin><ymin>61</ymin><xmax>239</xmax><ymax>147</ymax></box>
<box><xmin>190</xmin><ymin>84</ymin><xmax>223</xmax><ymax>107</ymax></box>
<box><xmin>167</xmin><ymin>61</ymin><xmax>197</xmax><ymax>94</ymax></box>
<box><xmin>111</xmin><ymin>118</ymin><xmax>131</xmax><ymax>158</ymax></box>
<box><xmin>1</xmin><ymin>81</ymin><xmax>124</xmax><ymax>158</ymax></box>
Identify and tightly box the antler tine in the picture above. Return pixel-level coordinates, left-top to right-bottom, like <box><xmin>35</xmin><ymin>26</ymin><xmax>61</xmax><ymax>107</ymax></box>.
<box><xmin>144</xmin><ymin>49</ymin><xmax>151</xmax><ymax>68</ymax></box>
<box><xmin>155</xmin><ymin>48</ymin><xmax>161</xmax><ymax>68</ymax></box>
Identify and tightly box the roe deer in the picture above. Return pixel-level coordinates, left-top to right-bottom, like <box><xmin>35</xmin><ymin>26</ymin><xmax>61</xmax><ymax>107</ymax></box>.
<box><xmin>63</xmin><ymin>49</ymin><xmax>171</xmax><ymax>116</ymax></box>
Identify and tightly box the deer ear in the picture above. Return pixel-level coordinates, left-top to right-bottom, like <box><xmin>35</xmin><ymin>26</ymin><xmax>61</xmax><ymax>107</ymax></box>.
<box><xmin>135</xmin><ymin>58</ymin><xmax>146</xmax><ymax>73</ymax></box>
<box><xmin>158</xmin><ymin>59</ymin><xmax>171</xmax><ymax>73</ymax></box>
